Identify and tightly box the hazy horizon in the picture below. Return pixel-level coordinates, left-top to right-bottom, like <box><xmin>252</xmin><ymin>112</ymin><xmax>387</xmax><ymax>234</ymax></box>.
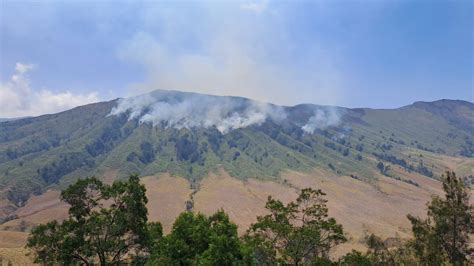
<box><xmin>1</xmin><ymin>0</ymin><xmax>473</xmax><ymax>118</ymax></box>
<box><xmin>1</xmin><ymin>87</ymin><xmax>473</xmax><ymax>119</ymax></box>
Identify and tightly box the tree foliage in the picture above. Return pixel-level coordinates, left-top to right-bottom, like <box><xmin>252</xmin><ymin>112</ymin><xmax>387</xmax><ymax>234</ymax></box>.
<box><xmin>149</xmin><ymin>210</ymin><xmax>243</xmax><ymax>265</ymax></box>
<box><xmin>407</xmin><ymin>171</ymin><xmax>473</xmax><ymax>265</ymax></box>
<box><xmin>244</xmin><ymin>188</ymin><xmax>346</xmax><ymax>265</ymax></box>
<box><xmin>26</xmin><ymin>175</ymin><xmax>152</xmax><ymax>265</ymax></box>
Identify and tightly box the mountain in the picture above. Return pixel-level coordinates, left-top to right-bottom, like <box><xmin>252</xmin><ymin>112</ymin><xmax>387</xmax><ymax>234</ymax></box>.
<box><xmin>0</xmin><ymin>91</ymin><xmax>472</xmax><ymax>207</ymax></box>
<box><xmin>0</xmin><ymin>90</ymin><xmax>472</xmax><ymax>259</ymax></box>
<box><xmin>0</xmin><ymin>118</ymin><xmax>25</xmax><ymax>123</ymax></box>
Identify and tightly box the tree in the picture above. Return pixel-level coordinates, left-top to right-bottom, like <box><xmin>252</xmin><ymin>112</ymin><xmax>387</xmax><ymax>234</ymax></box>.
<box><xmin>376</xmin><ymin>162</ymin><xmax>390</xmax><ymax>176</ymax></box>
<box><xmin>338</xmin><ymin>250</ymin><xmax>372</xmax><ymax>266</ymax></box>
<box><xmin>364</xmin><ymin>233</ymin><xmax>394</xmax><ymax>265</ymax></box>
<box><xmin>245</xmin><ymin>188</ymin><xmax>346</xmax><ymax>265</ymax></box>
<box><xmin>26</xmin><ymin>175</ymin><xmax>153</xmax><ymax>265</ymax></box>
<box><xmin>153</xmin><ymin>211</ymin><xmax>211</xmax><ymax>264</ymax></box>
<box><xmin>195</xmin><ymin>210</ymin><xmax>243</xmax><ymax>264</ymax></box>
<box><xmin>407</xmin><ymin>171</ymin><xmax>473</xmax><ymax>265</ymax></box>
<box><xmin>150</xmin><ymin>210</ymin><xmax>243</xmax><ymax>265</ymax></box>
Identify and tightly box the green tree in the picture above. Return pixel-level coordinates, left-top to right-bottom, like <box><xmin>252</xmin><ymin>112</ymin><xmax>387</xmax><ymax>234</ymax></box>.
<box><xmin>338</xmin><ymin>250</ymin><xmax>372</xmax><ymax>266</ymax></box>
<box><xmin>245</xmin><ymin>188</ymin><xmax>346</xmax><ymax>265</ymax></box>
<box><xmin>407</xmin><ymin>171</ymin><xmax>473</xmax><ymax>265</ymax></box>
<box><xmin>195</xmin><ymin>210</ymin><xmax>243</xmax><ymax>264</ymax></box>
<box><xmin>150</xmin><ymin>210</ymin><xmax>243</xmax><ymax>265</ymax></box>
<box><xmin>153</xmin><ymin>212</ymin><xmax>211</xmax><ymax>264</ymax></box>
<box><xmin>26</xmin><ymin>175</ymin><xmax>153</xmax><ymax>265</ymax></box>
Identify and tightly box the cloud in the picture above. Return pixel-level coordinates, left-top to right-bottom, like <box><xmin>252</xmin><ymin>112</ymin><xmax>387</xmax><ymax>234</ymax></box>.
<box><xmin>241</xmin><ymin>0</ymin><xmax>269</xmax><ymax>13</ymax></box>
<box><xmin>14</xmin><ymin>62</ymin><xmax>35</xmax><ymax>74</ymax></box>
<box><xmin>0</xmin><ymin>62</ymin><xmax>99</xmax><ymax>118</ymax></box>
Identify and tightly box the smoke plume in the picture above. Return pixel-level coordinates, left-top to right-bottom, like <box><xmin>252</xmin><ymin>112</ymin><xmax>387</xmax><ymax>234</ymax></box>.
<box><xmin>110</xmin><ymin>90</ymin><xmax>286</xmax><ymax>134</ymax></box>
<box><xmin>301</xmin><ymin>107</ymin><xmax>341</xmax><ymax>134</ymax></box>
<box><xmin>110</xmin><ymin>90</ymin><xmax>342</xmax><ymax>134</ymax></box>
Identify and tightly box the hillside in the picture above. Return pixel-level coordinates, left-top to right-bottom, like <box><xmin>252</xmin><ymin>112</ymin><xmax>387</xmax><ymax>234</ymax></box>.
<box><xmin>0</xmin><ymin>91</ymin><xmax>472</xmax><ymax>195</ymax></box>
<box><xmin>0</xmin><ymin>92</ymin><xmax>472</xmax><ymax>209</ymax></box>
<box><xmin>0</xmin><ymin>91</ymin><xmax>472</xmax><ymax>260</ymax></box>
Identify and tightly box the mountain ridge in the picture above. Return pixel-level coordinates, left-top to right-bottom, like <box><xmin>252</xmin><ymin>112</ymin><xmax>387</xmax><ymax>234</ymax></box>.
<box><xmin>0</xmin><ymin>90</ymin><xmax>472</xmax><ymax>218</ymax></box>
<box><xmin>1</xmin><ymin>89</ymin><xmax>472</xmax><ymax>122</ymax></box>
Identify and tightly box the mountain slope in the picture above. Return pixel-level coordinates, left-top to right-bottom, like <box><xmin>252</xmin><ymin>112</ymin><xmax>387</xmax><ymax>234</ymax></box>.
<box><xmin>0</xmin><ymin>90</ymin><xmax>472</xmax><ymax>217</ymax></box>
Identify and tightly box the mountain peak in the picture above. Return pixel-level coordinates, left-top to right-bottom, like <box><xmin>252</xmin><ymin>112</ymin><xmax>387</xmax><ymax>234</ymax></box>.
<box><xmin>412</xmin><ymin>99</ymin><xmax>473</xmax><ymax>108</ymax></box>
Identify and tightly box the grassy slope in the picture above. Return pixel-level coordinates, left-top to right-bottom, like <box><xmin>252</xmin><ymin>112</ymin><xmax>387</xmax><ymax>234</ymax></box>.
<box><xmin>0</xmin><ymin>96</ymin><xmax>472</xmax><ymax>216</ymax></box>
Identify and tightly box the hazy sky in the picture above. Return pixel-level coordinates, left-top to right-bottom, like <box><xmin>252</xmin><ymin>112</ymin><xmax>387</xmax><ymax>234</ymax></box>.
<box><xmin>1</xmin><ymin>0</ymin><xmax>472</xmax><ymax>117</ymax></box>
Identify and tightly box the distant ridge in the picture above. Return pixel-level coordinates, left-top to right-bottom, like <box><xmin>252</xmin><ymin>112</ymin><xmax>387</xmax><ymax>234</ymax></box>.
<box><xmin>0</xmin><ymin>117</ymin><xmax>28</xmax><ymax>123</ymax></box>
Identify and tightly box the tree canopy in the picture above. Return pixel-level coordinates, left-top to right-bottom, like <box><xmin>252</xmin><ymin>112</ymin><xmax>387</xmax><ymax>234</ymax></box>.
<box><xmin>244</xmin><ymin>188</ymin><xmax>346</xmax><ymax>265</ymax></box>
<box><xmin>408</xmin><ymin>171</ymin><xmax>473</xmax><ymax>265</ymax></box>
<box><xmin>26</xmin><ymin>175</ymin><xmax>150</xmax><ymax>265</ymax></box>
<box><xmin>149</xmin><ymin>210</ymin><xmax>243</xmax><ymax>265</ymax></box>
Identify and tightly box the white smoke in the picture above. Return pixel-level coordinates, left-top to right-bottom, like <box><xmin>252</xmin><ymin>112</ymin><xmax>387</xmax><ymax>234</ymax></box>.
<box><xmin>109</xmin><ymin>90</ymin><xmax>286</xmax><ymax>134</ymax></box>
<box><xmin>110</xmin><ymin>90</ymin><xmax>343</xmax><ymax>134</ymax></box>
<box><xmin>301</xmin><ymin>107</ymin><xmax>341</xmax><ymax>134</ymax></box>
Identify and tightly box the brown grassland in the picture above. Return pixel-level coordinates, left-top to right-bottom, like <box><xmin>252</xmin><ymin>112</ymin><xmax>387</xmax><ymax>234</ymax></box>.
<box><xmin>1</xmin><ymin>155</ymin><xmax>473</xmax><ymax>264</ymax></box>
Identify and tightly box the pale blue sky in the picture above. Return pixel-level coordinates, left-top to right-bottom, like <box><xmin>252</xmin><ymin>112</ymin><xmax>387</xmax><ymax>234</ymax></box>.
<box><xmin>0</xmin><ymin>0</ymin><xmax>472</xmax><ymax>117</ymax></box>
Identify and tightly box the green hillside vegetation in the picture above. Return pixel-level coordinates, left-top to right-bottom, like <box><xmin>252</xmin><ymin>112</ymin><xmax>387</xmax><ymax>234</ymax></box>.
<box><xmin>26</xmin><ymin>171</ymin><xmax>473</xmax><ymax>265</ymax></box>
<box><xmin>0</xmin><ymin>91</ymin><xmax>472</xmax><ymax>215</ymax></box>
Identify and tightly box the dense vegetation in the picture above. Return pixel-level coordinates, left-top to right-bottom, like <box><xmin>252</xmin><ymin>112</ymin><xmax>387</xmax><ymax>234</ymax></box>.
<box><xmin>27</xmin><ymin>171</ymin><xmax>472</xmax><ymax>265</ymax></box>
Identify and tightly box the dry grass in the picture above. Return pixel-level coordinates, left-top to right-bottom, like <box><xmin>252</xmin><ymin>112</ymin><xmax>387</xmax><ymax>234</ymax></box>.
<box><xmin>193</xmin><ymin>169</ymin><xmax>298</xmax><ymax>234</ymax></box>
<box><xmin>281</xmin><ymin>170</ymin><xmax>440</xmax><ymax>257</ymax></box>
<box><xmin>0</xmin><ymin>190</ymin><xmax>68</xmax><ymax>232</ymax></box>
<box><xmin>0</xmin><ymin>231</ymin><xmax>28</xmax><ymax>248</ymax></box>
<box><xmin>101</xmin><ymin>169</ymin><xmax>119</xmax><ymax>185</ymax></box>
<box><xmin>0</xmin><ymin>247</ymin><xmax>34</xmax><ymax>265</ymax></box>
<box><xmin>141</xmin><ymin>174</ymin><xmax>192</xmax><ymax>233</ymax></box>
<box><xmin>192</xmin><ymin>167</ymin><xmax>444</xmax><ymax>257</ymax></box>
<box><xmin>0</xmin><ymin>199</ymin><xmax>17</xmax><ymax>219</ymax></box>
<box><xmin>0</xmin><ymin>164</ymin><xmax>467</xmax><ymax>262</ymax></box>
<box><xmin>0</xmin><ymin>231</ymin><xmax>33</xmax><ymax>265</ymax></box>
